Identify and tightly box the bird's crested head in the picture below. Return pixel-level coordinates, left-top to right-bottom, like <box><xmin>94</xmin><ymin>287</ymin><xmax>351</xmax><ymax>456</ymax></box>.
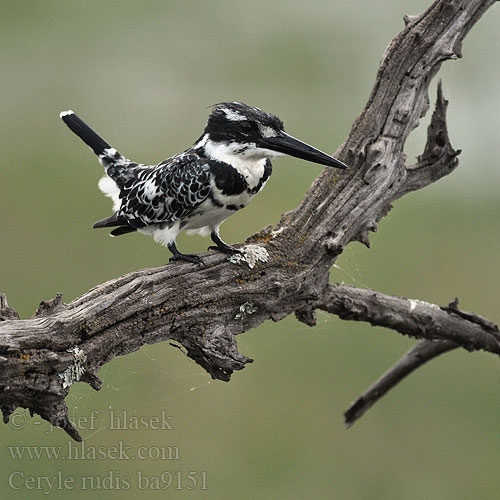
<box><xmin>195</xmin><ymin>101</ymin><xmax>348</xmax><ymax>169</ymax></box>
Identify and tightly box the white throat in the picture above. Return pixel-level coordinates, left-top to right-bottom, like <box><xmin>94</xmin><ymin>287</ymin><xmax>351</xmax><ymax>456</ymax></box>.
<box><xmin>196</xmin><ymin>135</ymin><xmax>284</xmax><ymax>161</ymax></box>
<box><xmin>202</xmin><ymin>137</ymin><xmax>280</xmax><ymax>189</ymax></box>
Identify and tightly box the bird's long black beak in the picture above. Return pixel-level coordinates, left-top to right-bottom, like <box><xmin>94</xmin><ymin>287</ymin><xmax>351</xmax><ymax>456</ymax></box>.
<box><xmin>259</xmin><ymin>132</ymin><xmax>348</xmax><ymax>169</ymax></box>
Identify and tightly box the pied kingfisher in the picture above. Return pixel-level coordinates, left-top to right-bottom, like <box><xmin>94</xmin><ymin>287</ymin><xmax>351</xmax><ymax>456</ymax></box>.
<box><xmin>60</xmin><ymin>102</ymin><xmax>347</xmax><ymax>264</ymax></box>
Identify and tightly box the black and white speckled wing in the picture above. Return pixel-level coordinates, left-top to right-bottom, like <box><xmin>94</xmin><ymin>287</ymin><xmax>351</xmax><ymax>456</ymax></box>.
<box><xmin>116</xmin><ymin>152</ymin><xmax>211</xmax><ymax>228</ymax></box>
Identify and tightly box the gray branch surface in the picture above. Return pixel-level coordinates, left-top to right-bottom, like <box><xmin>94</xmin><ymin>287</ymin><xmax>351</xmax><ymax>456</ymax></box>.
<box><xmin>1</xmin><ymin>0</ymin><xmax>498</xmax><ymax>441</ymax></box>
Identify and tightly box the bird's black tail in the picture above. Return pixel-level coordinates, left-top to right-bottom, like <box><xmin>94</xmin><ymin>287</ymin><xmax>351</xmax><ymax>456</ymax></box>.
<box><xmin>60</xmin><ymin>110</ymin><xmax>140</xmax><ymax>186</ymax></box>
<box><xmin>60</xmin><ymin>110</ymin><xmax>112</xmax><ymax>156</ymax></box>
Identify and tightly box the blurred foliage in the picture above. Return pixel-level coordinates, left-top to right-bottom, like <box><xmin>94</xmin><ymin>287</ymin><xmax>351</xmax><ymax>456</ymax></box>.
<box><xmin>0</xmin><ymin>1</ymin><xmax>499</xmax><ymax>499</ymax></box>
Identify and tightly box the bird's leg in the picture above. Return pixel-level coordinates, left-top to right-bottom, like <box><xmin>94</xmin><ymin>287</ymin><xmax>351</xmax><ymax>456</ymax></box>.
<box><xmin>208</xmin><ymin>231</ymin><xmax>241</xmax><ymax>254</ymax></box>
<box><xmin>168</xmin><ymin>242</ymin><xmax>204</xmax><ymax>265</ymax></box>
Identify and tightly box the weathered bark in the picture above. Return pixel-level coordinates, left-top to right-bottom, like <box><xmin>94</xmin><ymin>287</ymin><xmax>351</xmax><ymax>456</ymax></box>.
<box><xmin>1</xmin><ymin>0</ymin><xmax>498</xmax><ymax>441</ymax></box>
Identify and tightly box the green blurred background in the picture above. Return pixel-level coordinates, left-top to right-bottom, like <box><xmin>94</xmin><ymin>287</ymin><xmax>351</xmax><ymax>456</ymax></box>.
<box><xmin>1</xmin><ymin>1</ymin><xmax>499</xmax><ymax>498</ymax></box>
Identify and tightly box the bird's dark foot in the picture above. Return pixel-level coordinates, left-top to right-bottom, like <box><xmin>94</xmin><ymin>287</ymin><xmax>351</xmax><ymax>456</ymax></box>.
<box><xmin>209</xmin><ymin>232</ymin><xmax>242</xmax><ymax>255</ymax></box>
<box><xmin>208</xmin><ymin>244</ymin><xmax>241</xmax><ymax>255</ymax></box>
<box><xmin>168</xmin><ymin>242</ymin><xmax>204</xmax><ymax>265</ymax></box>
<box><xmin>169</xmin><ymin>253</ymin><xmax>204</xmax><ymax>265</ymax></box>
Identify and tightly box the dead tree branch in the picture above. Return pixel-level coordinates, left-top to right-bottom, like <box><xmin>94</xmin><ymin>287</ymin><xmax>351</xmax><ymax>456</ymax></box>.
<box><xmin>1</xmin><ymin>0</ymin><xmax>498</xmax><ymax>441</ymax></box>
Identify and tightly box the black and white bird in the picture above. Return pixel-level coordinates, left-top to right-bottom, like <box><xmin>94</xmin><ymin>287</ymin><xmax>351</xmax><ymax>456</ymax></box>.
<box><xmin>60</xmin><ymin>102</ymin><xmax>347</xmax><ymax>264</ymax></box>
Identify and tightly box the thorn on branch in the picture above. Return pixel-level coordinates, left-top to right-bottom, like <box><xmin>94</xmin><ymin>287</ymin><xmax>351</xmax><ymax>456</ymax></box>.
<box><xmin>1</xmin><ymin>403</ymin><xmax>17</xmax><ymax>424</ymax></box>
<box><xmin>355</xmin><ymin>231</ymin><xmax>371</xmax><ymax>248</ymax></box>
<box><xmin>80</xmin><ymin>371</ymin><xmax>103</xmax><ymax>391</ymax></box>
<box><xmin>0</xmin><ymin>293</ymin><xmax>20</xmax><ymax>321</ymax></box>
<box><xmin>181</xmin><ymin>326</ymin><xmax>253</xmax><ymax>382</ymax></box>
<box><xmin>443</xmin><ymin>297</ymin><xmax>500</xmax><ymax>335</ymax></box>
<box><xmin>34</xmin><ymin>293</ymin><xmax>67</xmax><ymax>318</ymax></box>
<box><xmin>452</xmin><ymin>39</ymin><xmax>463</xmax><ymax>59</ymax></box>
<box><xmin>403</xmin><ymin>13</ymin><xmax>422</xmax><ymax>26</ymax></box>
<box><xmin>295</xmin><ymin>307</ymin><xmax>317</xmax><ymax>327</ymax></box>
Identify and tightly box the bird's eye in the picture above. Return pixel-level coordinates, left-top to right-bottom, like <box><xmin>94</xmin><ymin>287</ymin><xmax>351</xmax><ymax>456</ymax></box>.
<box><xmin>240</xmin><ymin>121</ymin><xmax>254</xmax><ymax>132</ymax></box>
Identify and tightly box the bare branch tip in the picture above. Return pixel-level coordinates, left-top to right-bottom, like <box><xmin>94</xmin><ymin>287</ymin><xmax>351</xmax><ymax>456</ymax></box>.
<box><xmin>344</xmin><ymin>398</ymin><xmax>366</xmax><ymax>428</ymax></box>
